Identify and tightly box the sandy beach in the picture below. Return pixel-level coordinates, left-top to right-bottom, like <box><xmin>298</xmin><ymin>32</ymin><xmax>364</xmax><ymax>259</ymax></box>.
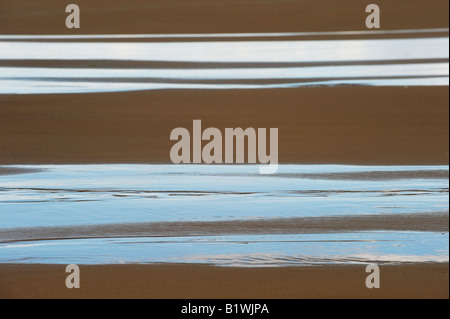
<box><xmin>0</xmin><ymin>0</ymin><xmax>448</xmax><ymax>35</ymax></box>
<box><xmin>0</xmin><ymin>263</ymin><xmax>447</xmax><ymax>299</ymax></box>
<box><xmin>0</xmin><ymin>87</ymin><xmax>448</xmax><ymax>165</ymax></box>
<box><xmin>0</xmin><ymin>0</ymin><xmax>449</xmax><ymax>300</ymax></box>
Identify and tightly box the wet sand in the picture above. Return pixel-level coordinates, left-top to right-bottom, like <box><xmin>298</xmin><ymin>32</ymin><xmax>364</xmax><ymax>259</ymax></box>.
<box><xmin>0</xmin><ymin>87</ymin><xmax>448</xmax><ymax>165</ymax></box>
<box><xmin>0</xmin><ymin>167</ymin><xmax>43</xmax><ymax>176</ymax></box>
<box><xmin>1</xmin><ymin>212</ymin><xmax>448</xmax><ymax>243</ymax></box>
<box><xmin>0</xmin><ymin>263</ymin><xmax>447</xmax><ymax>299</ymax></box>
<box><xmin>0</xmin><ymin>0</ymin><xmax>448</xmax><ymax>35</ymax></box>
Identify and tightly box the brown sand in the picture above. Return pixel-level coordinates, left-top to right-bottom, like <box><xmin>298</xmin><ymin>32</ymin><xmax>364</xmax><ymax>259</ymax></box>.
<box><xmin>0</xmin><ymin>0</ymin><xmax>448</xmax><ymax>35</ymax></box>
<box><xmin>0</xmin><ymin>263</ymin><xmax>448</xmax><ymax>299</ymax></box>
<box><xmin>0</xmin><ymin>87</ymin><xmax>448</xmax><ymax>165</ymax></box>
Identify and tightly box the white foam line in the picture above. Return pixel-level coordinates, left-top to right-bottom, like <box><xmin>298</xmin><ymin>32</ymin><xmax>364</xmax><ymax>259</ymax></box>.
<box><xmin>0</xmin><ymin>38</ymin><xmax>448</xmax><ymax>62</ymax></box>
<box><xmin>0</xmin><ymin>76</ymin><xmax>448</xmax><ymax>94</ymax></box>
<box><xmin>1</xmin><ymin>63</ymin><xmax>447</xmax><ymax>80</ymax></box>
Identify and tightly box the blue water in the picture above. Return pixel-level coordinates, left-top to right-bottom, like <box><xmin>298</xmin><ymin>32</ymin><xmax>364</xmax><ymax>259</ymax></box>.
<box><xmin>0</xmin><ymin>232</ymin><xmax>447</xmax><ymax>266</ymax></box>
<box><xmin>0</xmin><ymin>31</ymin><xmax>448</xmax><ymax>94</ymax></box>
<box><xmin>0</xmin><ymin>164</ymin><xmax>448</xmax><ymax>266</ymax></box>
<box><xmin>0</xmin><ymin>165</ymin><xmax>448</xmax><ymax>228</ymax></box>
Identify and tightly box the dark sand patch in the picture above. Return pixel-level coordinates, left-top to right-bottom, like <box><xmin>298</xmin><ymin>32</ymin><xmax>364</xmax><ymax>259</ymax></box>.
<box><xmin>0</xmin><ymin>167</ymin><xmax>44</xmax><ymax>176</ymax></box>
<box><xmin>1</xmin><ymin>212</ymin><xmax>447</xmax><ymax>243</ymax></box>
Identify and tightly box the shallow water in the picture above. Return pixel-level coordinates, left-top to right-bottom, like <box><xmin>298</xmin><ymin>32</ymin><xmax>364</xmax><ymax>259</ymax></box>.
<box><xmin>0</xmin><ymin>164</ymin><xmax>448</xmax><ymax>266</ymax></box>
<box><xmin>0</xmin><ymin>31</ymin><xmax>448</xmax><ymax>93</ymax></box>
<box><xmin>0</xmin><ymin>165</ymin><xmax>448</xmax><ymax>228</ymax></box>
<box><xmin>1</xmin><ymin>77</ymin><xmax>448</xmax><ymax>94</ymax></box>
<box><xmin>2</xmin><ymin>38</ymin><xmax>448</xmax><ymax>62</ymax></box>
<box><xmin>0</xmin><ymin>232</ymin><xmax>447</xmax><ymax>266</ymax></box>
